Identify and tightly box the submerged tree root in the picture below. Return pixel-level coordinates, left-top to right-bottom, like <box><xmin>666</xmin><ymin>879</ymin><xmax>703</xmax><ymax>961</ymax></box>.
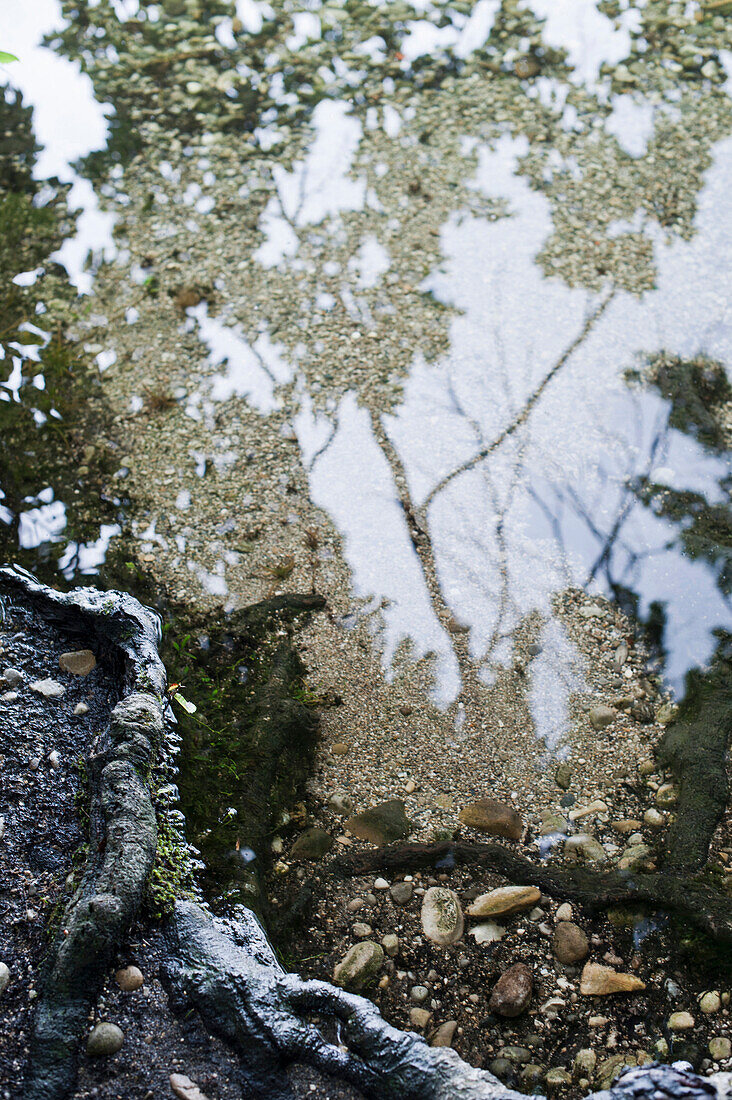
<box><xmin>0</xmin><ymin>566</ymin><xmax>167</xmax><ymax>1100</ymax></box>
<box><xmin>333</xmin><ymin>843</ymin><xmax>732</xmax><ymax>948</ymax></box>
<box><xmin>163</xmin><ymin>901</ymin><xmax>731</xmax><ymax>1100</ymax></box>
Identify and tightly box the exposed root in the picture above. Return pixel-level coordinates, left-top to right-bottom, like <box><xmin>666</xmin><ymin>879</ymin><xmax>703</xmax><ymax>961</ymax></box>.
<box><xmin>332</xmin><ymin>842</ymin><xmax>732</xmax><ymax>948</ymax></box>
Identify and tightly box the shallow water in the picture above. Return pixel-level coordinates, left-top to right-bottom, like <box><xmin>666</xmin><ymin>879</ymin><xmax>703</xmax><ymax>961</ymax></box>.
<box><xmin>1</xmin><ymin>0</ymin><xmax>731</xmax><ymax>748</ymax></box>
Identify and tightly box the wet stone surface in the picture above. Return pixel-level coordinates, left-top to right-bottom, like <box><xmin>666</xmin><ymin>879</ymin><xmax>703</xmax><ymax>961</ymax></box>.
<box><xmin>0</xmin><ymin>597</ymin><xmax>119</xmax><ymax>1095</ymax></box>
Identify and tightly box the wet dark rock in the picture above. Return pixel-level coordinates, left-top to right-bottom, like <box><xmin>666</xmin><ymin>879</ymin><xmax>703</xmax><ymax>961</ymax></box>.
<box><xmin>389</xmin><ymin>881</ymin><xmax>413</xmax><ymax>905</ymax></box>
<box><xmin>345</xmin><ymin>799</ymin><xmax>411</xmax><ymax>845</ymax></box>
<box><xmin>489</xmin><ymin>963</ymin><xmax>533</xmax><ymax>1017</ymax></box>
<box><xmin>289</xmin><ymin>826</ymin><xmax>333</xmax><ymax>860</ymax></box>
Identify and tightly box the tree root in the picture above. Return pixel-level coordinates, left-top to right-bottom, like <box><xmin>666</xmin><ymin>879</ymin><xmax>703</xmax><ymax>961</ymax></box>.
<box><xmin>0</xmin><ymin>566</ymin><xmax>168</xmax><ymax>1100</ymax></box>
<box><xmin>332</xmin><ymin>842</ymin><xmax>732</xmax><ymax>948</ymax></box>
<box><xmin>163</xmin><ymin>901</ymin><xmax>732</xmax><ymax>1100</ymax></box>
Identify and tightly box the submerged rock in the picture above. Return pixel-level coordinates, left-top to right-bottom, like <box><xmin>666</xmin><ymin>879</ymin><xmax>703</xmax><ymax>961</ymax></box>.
<box><xmin>458</xmin><ymin>798</ymin><xmax>523</xmax><ymax>840</ymax></box>
<box><xmin>421</xmin><ymin>887</ymin><xmax>463</xmax><ymax>945</ymax></box>
<box><xmin>289</xmin><ymin>826</ymin><xmax>333</xmax><ymax>860</ymax></box>
<box><xmin>115</xmin><ymin>966</ymin><xmax>143</xmax><ymax>992</ymax></box>
<box><xmin>345</xmin><ymin>799</ymin><xmax>411</xmax><ymax>845</ymax></box>
<box><xmin>589</xmin><ymin>705</ymin><xmax>616</xmax><ymax>730</ymax></box>
<box><xmin>170</xmin><ymin>1074</ymin><xmax>210</xmax><ymax>1100</ymax></box>
<box><xmin>29</xmin><ymin>678</ymin><xmax>65</xmax><ymax>699</ymax></box>
<box><xmin>333</xmin><ymin>941</ymin><xmax>384</xmax><ymax>990</ymax></box>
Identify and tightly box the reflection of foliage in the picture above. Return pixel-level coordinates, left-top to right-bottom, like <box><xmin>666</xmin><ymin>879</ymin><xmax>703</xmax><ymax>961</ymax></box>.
<box><xmin>0</xmin><ymin>87</ymin><xmax>116</xmax><ymax>576</ymax></box>
<box><xmin>639</xmin><ymin>353</ymin><xmax>731</xmax><ymax>451</ymax></box>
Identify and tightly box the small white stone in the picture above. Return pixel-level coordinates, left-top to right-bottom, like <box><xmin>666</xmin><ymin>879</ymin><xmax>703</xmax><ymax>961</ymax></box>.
<box><xmin>0</xmin><ymin>962</ymin><xmax>9</xmax><ymax>995</ymax></box>
<box><xmin>555</xmin><ymin>903</ymin><xmax>573</xmax><ymax>923</ymax></box>
<box><xmin>30</xmin><ymin>679</ymin><xmax>65</xmax><ymax>699</ymax></box>
<box><xmin>74</xmin><ymin>702</ymin><xmax>89</xmax><ymax>716</ymax></box>
<box><xmin>373</xmin><ymin>877</ymin><xmax>390</xmax><ymax>890</ymax></box>
<box><xmin>48</xmin><ymin>751</ymin><xmax>61</xmax><ymax>770</ymax></box>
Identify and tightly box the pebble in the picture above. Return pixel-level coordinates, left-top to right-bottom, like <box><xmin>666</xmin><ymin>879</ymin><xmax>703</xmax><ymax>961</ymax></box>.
<box><xmin>328</xmin><ymin>791</ymin><xmax>353</xmax><ymax>815</ymax></box>
<box><xmin>553</xmin><ymin>922</ymin><xmax>589</xmax><ymax>964</ymax></box>
<box><xmin>373</xmin><ymin>877</ymin><xmax>389</xmax><ymax>890</ymax></box>
<box><xmin>563</xmin><ymin>834</ymin><xmax>607</xmax><ymax>863</ymax></box>
<box><xmin>48</xmin><ymin>751</ymin><xmax>61</xmax><ymax>770</ymax></box>
<box><xmin>555</xmin><ymin>903</ymin><xmax>573</xmax><ymax>923</ymax></box>
<box><xmin>331</xmin><ymin>742</ymin><xmax>350</xmax><ymax>756</ymax></box>
<box><xmin>381</xmin><ymin>934</ymin><xmax>399</xmax><ymax>957</ymax></box>
<box><xmin>580</xmin><ymin>963</ymin><xmax>645</xmax><ymax>996</ymax></box>
<box><xmin>0</xmin><ymin>962</ymin><xmax>9</xmax><ymax>995</ymax></box>
<box><xmin>546</xmin><ymin>1068</ymin><xmax>572</xmax><ymax>1088</ymax></box>
<box><xmin>574</xmin><ymin>1049</ymin><xmax>596</xmax><ymax>1077</ymax></box>
<box><xmin>59</xmin><ymin>649</ymin><xmax>96</xmax><ymax>676</ymax></box>
<box><xmin>74</xmin><ymin>702</ymin><xmax>89</xmax><ymax>716</ymax></box>
<box><xmin>352</xmin><ymin>923</ymin><xmax>373</xmax><ymax>938</ymax></box>
<box><xmin>656</xmin><ymin>783</ymin><xmax>679</xmax><ymax>807</ymax></box>
<box><xmin>29</xmin><ymin>678</ymin><xmax>65</xmax><ymax>699</ymax></box>
<box><xmin>347</xmin><ymin>898</ymin><xmax>365</xmax><ymax>913</ymax></box>
<box><xmin>421</xmin><ymin>887</ymin><xmax>464</xmax><ymax>945</ymax></box>
<box><xmin>170</xmin><ymin>1073</ymin><xmax>210</xmax><ymax>1100</ymax></box>
<box><xmin>410</xmin><ymin>985</ymin><xmax>429</xmax><ymax>1003</ymax></box>
<box><xmin>389</xmin><ymin>882</ymin><xmax>413</xmax><ymax>905</ymax></box>
<box><xmin>555</xmin><ymin>763</ymin><xmax>572</xmax><ymax>790</ymax></box>
<box><xmin>668</xmin><ymin>1011</ymin><xmax>695</xmax><ymax>1031</ymax></box>
<box><xmin>709</xmin><ymin>1037</ymin><xmax>731</xmax><ymax>1060</ymax></box>
<box><xmin>115</xmin><ymin>966</ymin><xmax>144</xmax><ymax>992</ymax></box>
<box><xmin>86</xmin><ymin>1022</ymin><xmax>124</xmax><ymax>1056</ymax></box>
<box><xmin>0</xmin><ymin>667</ymin><xmax>23</xmax><ymax>688</ymax></box>
<box><xmin>488</xmin><ymin>963</ymin><xmax>533</xmax><ymax>1017</ymax></box>
<box><xmin>643</xmin><ymin>808</ymin><xmax>665</xmax><ymax>828</ymax></box>
<box><xmin>410</xmin><ymin>1007</ymin><xmax>431</xmax><ymax>1029</ymax></box>
<box><xmin>1</xmin><ymin>691</ymin><xmax>18</xmax><ymax>703</ymax></box>
<box><xmin>458</xmin><ymin>798</ymin><xmax>523</xmax><ymax>840</ymax></box>
<box><xmin>579</xmin><ymin>604</ymin><xmax>604</xmax><ymax>618</ymax></box>
<box><xmin>430</xmin><ymin>1020</ymin><xmax>457</xmax><ymax>1047</ymax></box>
<box><xmin>699</xmin><ymin>990</ymin><xmax>721</xmax><ymax>1015</ymax></box>
<box><xmin>589</xmin><ymin>705</ymin><xmax>616</xmax><ymax>730</ymax></box>
<box><xmin>466</xmin><ymin>885</ymin><xmax>540</xmax><ymax>918</ymax></box>
<box><xmin>333</xmin><ymin>942</ymin><xmax>384</xmax><ymax>991</ymax></box>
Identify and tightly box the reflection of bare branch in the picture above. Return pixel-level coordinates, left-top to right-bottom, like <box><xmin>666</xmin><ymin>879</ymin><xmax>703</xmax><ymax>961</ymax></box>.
<box><xmin>421</xmin><ymin>288</ymin><xmax>616</xmax><ymax>512</ymax></box>
<box><xmin>366</xmin><ymin>407</ymin><xmax>478</xmax><ymax>703</ymax></box>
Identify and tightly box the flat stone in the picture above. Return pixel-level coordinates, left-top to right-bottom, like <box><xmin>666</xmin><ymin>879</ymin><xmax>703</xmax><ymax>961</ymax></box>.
<box><xmin>489</xmin><ymin>963</ymin><xmax>533</xmax><ymax>1017</ymax></box>
<box><xmin>580</xmin><ymin>963</ymin><xmax>645</xmax><ymax>996</ymax></box>
<box><xmin>501</xmin><ymin>1046</ymin><xmax>532</xmax><ymax>1065</ymax></box>
<box><xmin>29</xmin><ymin>678</ymin><xmax>65</xmax><ymax>699</ymax></box>
<box><xmin>0</xmin><ymin>962</ymin><xmax>9</xmax><ymax>995</ymax></box>
<box><xmin>333</xmin><ymin>942</ymin><xmax>383</xmax><ymax>991</ymax></box>
<box><xmin>115</xmin><ymin>966</ymin><xmax>143</xmax><ymax>992</ymax></box>
<box><xmin>429</xmin><ymin>1020</ymin><xmax>458</xmax><ymax>1047</ymax></box>
<box><xmin>331</xmin><ymin>742</ymin><xmax>350</xmax><ymax>756</ymax></box>
<box><xmin>573</xmin><ymin>1049</ymin><xmax>597</xmax><ymax>1077</ymax></box>
<box><xmin>59</xmin><ymin>649</ymin><xmax>96</xmax><ymax>676</ymax></box>
<box><xmin>289</xmin><ymin>826</ymin><xmax>333</xmax><ymax>860</ymax></box>
<box><xmin>469</xmin><ymin>921</ymin><xmax>505</xmax><ymax>945</ymax></box>
<box><xmin>421</xmin><ymin>887</ymin><xmax>463</xmax><ymax>945</ymax></box>
<box><xmin>389</xmin><ymin>881</ymin><xmax>413</xmax><ymax>905</ymax></box>
<box><xmin>86</xmin><ymin>1022</ymin><xmax>124</xmax><ymax>1056</ymax></box>
<box><xmin>467</xmin><ymin>885</ymin><xmax>540</xmax><ymax>918</ymax></box>
<box><xmin>352</xmin><ymin>922</ymin><xmax>373</xmax><ymax>938</ymax></box>
<box><xmin>170</xmin><ymin>1073</ymin><xmax>211</xmax><ymax>1100</ymax></box>
<box><xmin>589</xmin><ymin>705</ymin><xmax>616</xmax><ymax>730</ymax></box>
<box><xmin>553</xmin><ymin>922</ymin><xmax>589</xmax><ymax>965</ymax></box>
<box><xmin>345</xmin><ymin>800</ymin><xmax>411</xmax><ymax>845</ymax></box>
<box><xmin>546</xmin><ymin>1068</ymin><xmax>572</xmax><ymax>1088</ymax></box>
<box><xmin>596</xmin><ymin>1054</ymin><xmax>630</xmax><ymax>1090</ymax></box>
<box><xmin>458</xmin><ymin>798</ymin><xmax>523</xmax><ymax>840</ymax></box>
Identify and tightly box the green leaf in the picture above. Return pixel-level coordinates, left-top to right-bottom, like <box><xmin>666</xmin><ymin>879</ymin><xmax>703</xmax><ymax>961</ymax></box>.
<box><xmin>173</xmin><ymin>691</ymin><xmax>197</xmax><ymax>714</ymax></box>
<box><xmin>0</xmin><ymin>52</ymin><xmax>18</xmax><ymax>63</ymax></box>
